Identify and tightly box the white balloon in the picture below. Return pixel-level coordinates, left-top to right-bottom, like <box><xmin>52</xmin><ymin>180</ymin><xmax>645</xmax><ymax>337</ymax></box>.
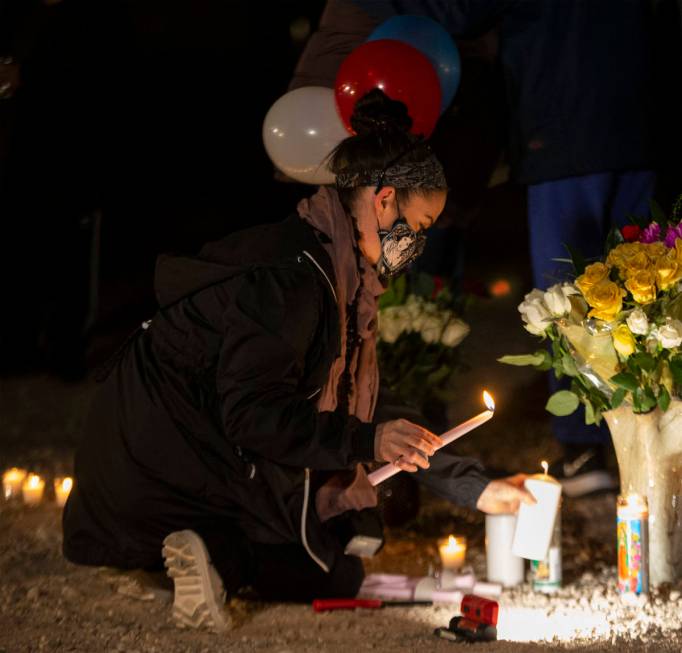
<box><xmin>262</xmin><ymin>86</ymin><xmax>351</xmax><ymax>185</ymax></box>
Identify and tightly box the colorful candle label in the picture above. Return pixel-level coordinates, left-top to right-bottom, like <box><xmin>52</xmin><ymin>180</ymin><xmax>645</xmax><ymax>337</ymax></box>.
<box><xmin>531</xmin><ymin>546</ymin><xmax>562</xmax><ymax>592</ymax></box>
<box><xmin>617</xmin><ymin>513</ymin><xmax>649</xmax><ymax>595</ymax></box>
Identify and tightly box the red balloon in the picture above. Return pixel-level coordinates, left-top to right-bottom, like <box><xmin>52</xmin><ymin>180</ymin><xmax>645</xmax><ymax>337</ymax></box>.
<box><xmin>335</xmin><ymin>39</ymin><xmax>442</xmax><ymax>138</ymax></box>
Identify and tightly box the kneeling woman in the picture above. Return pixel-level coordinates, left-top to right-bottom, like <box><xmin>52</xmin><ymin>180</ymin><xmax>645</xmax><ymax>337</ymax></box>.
<box><xmin>63</xmin><ymin>91</ymin><xmax>530</xmax><ymax>631</ymax></box>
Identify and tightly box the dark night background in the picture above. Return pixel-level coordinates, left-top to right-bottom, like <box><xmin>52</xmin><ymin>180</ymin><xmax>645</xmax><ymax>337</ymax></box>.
<box><xmin>0</xmin><ymin>1</ymin><xmax>330</xmax><ymax>377</ymax></box>
<box><xmin>1</xmin><ymin>0</ymin><xmax>681</xmax><ymax>401</ymax></box>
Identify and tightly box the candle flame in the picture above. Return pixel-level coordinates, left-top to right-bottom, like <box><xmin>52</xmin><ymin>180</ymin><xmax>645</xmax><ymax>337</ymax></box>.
<box><xmin>541</xmin><ymin>461</ymin><xmax>549</xmax><ymax>475</ymax></box>
<box><xmin>444</xmin><ymin>535</ymin><xmax>465</xmax><ymax>553</ymax></box>
<box><xmin>483</xmin><ymin>390</ymin><xmax>495</xmax><ymax>411</ymax></box>
<box><xmin>61</xmin><ymin>477</ymin><xmax>73</xmax><ymax>492</ymax></box>
<box><xmin>625</xmin><ymin>493</ymin><xmax>647</xmax><ymax>507</ymax></box>
<box><xmin>4</xmin><ymin>467</ymin><xmax>27</xmax><ymax>480</ymax></box>
<box><xmin>26</xmin><ymin>474</ymin><xmax>42</xmax><ymax>489</ymax></box>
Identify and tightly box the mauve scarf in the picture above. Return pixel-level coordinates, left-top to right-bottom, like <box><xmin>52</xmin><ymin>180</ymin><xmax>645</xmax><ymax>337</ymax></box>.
<box><xmin>297</xmin><ymin>186</ymin><xmax>384</xmax><ymax>521</ymax></box>
<box><xmin>297</xmin><ymin>186</ymin><xmax>384</xmax><ymax>420</ymax></box>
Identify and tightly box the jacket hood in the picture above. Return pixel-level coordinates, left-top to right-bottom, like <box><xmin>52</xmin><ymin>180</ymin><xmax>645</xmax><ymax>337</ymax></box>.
<box><xmin>154</xmin><ymin>215</ymin><xmax>336</xmax><ymax>308</ymax></box>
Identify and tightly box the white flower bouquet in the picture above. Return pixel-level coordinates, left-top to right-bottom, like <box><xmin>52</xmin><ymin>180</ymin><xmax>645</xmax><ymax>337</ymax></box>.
<box><xmin>377</xmin><ymin>274</ymin><xmax>470</xmax><ymax>415</ymax></box>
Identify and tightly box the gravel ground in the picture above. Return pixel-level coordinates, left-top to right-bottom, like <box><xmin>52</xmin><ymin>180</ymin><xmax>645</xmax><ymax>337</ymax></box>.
<box><xmin>2</xmin><ymin>488</ymin><xmax>682</xmax><ymax>653</ymax></box>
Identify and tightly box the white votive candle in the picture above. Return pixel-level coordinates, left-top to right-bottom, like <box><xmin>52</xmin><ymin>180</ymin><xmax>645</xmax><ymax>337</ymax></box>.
<box><xmin>22</xmin><ymin>474</ymin><xmax>45</xmax><ymax>506</ymax></box>
<box><xmin>486</xmin><ymin>513</ymin><xmax>525</xmax><ymax>587</ymax></box>
<box><xmin>512</xmin><ymin>462</ymin><xmax>562</xmax><ymax>561</ymax></box>
<box><xmin>438</xmin><ymin>535</ymin><xmax>467</xmax><ymax>571</ymax></box>
<box><xmin>3</xmin><ymin>467</ymin><xmax>28</xmax><ymax>500</ymax></box>
<box><xmin>54</xmin><ymin>477</ymin><xmax>73</xmax><ymax>508</ymax></box>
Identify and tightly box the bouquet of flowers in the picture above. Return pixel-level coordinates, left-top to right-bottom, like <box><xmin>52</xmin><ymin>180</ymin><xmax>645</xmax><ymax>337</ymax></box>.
<box><xmin>500</xmin><ymin>197</ymin><xmax>682</xmax><ymax>424</ymax></box>
<box><xmin>377</xmin><ymin>273</ymin><xmax>470</xmax><ymax>415</ymax></box>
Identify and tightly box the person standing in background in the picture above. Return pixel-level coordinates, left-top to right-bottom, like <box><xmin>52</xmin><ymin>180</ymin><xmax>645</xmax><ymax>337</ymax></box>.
<box><xmin>295</xmin><ymin>0</ymin><xmax>666</xmax><ymax>496</ymax></box>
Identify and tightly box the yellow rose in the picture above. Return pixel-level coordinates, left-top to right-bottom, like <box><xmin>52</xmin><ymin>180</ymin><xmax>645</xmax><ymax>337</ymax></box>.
<box><xmin>623</xmin><ymin>251</ymin><xmax>651</xmax><ymax>279</ymax></box>
<box><xmin>606</xmin><ymin>250</ymin><xmax>621</xmax><ymax>268</ymax></box>
<box><xmin>645</xmin><ymin>242</ymin><xmax>668</xmax><ymax>262</ymax></box>
<box><xmin>625</xmin><ymin>269</ymin><xmax>657</xmax><ymax>304</ymax></box>
<box><xmin>585</xmin><ymin>279</ymin><xmax>626</xmax><ymax>321</ymax></box>
<box><xmin>675</xmin><ymin>239</ymin><xmax>682</xmax><ymax>264</ymax></box>
<box><xmin>655</xmin><ymin>249</ymin><xmax>682</xmax><ymax>291</ymax></box>
<box><xmin>607</xmin><ymin>243</ymin><xmax>637</xmax><ymax>269</ymax></box>
<box><xmin>576</xmin><ymin>262</ymin><xmax>610</xmax><ymax>295</ymax></box>
<box><xmin>612</xmin><ymin>324</ymin><xmax>636</xmax><ymax>358</ymax></box>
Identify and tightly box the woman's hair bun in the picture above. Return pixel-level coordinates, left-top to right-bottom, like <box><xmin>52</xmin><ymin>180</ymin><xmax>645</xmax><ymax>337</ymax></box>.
<box><xmin>349</xmin><ymin>89</ymin><xmax>413</xmax><ymax>136</ymax></box>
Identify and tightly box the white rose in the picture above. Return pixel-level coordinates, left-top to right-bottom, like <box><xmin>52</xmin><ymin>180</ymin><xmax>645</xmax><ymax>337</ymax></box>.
<box><xmin>421</xmin><ymin>301</ymin><xmax>439</xmax><ymax>317</ymax></box>
<box><xmin>544</xmin><ymin>284</ymin><xmax>573</xmax><ymax>317</ymax></box>
<box><xmin>378</xmin><ymin>306</ymin><xmax>409</xmax><ymax>344</ymax></box>
<box><xmin>404</xmin><ymin>295</ymin><xmax>423</xmax><ymax>320</ymax></box>
<box><xmin>441</xmin><ymin>318</ymin><xmax>470</xmax><ymax>347</ymax></box>
<box><xmin>656</xmin><ymin>318</ymin><xmax>682</xmax><ymax>349</ymax></box>
<box><xmin>626</xmin><ymin>308</ymin><xmax>649</xmax><ymax>336</ymax></box>
<box><xmin>518</xmin><ymin>289</ymin><xmax>552</xmax><ymax>335</ymax></box>
<box><xmin>420</xmin><ymin>314</ymin><xmax>445</xmax><ymax>344</ymax></box>
<box><xmin>561</xmin><ymin>283</ymin><xmax>580</xmax><ymax>298</ymax></box>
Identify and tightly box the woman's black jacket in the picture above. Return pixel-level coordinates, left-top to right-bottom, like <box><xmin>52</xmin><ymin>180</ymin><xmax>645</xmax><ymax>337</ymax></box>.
<box><xmin>63</xmin><ymin>215</ymin><xmax>488</xmax><ymax>573</ymax></box>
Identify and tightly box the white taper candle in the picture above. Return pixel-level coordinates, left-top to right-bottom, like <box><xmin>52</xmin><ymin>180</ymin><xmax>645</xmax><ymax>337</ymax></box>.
<box><xmin>367</xmin><ymin>391</ymin><xmax>495</xmax><ymax>487</ymax></box>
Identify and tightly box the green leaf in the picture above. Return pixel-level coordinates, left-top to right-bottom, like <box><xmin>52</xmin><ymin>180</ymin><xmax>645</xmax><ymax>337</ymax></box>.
<box><xmin>670</xmin><ymin>355</ymin><xmax>682</xmax><ymax>387</ymax></box>
<box><xmin>561</xmin><ymin>353</ymin><xmax>579</xmax><ymax>377</ymax></box>
<box><xmin>394</xmin><ymin>274</ymin><xmax>407</xmax><ymax>304</ymax></box>
<box><xmin>564</xmin><ymin>243</ymin><xmax>586</xmax><ymax>276</ymax></box>
<box><xmin>658</xmin><ymin>386</ymin><xmax>671</xmax><ymax>412</ymax></box>
<box><xmin>604</xmin><ymin>226</ymin><xmax>625</xmax><ymax>256</ymax></box>
<box><xmin>668</xmin><ymin>294</ymin><xmax>682</xmax><ymax>322</ymax></box>
<box><xmin>629</xmin><ymin>352</ymin><xmax>656</xmax><ymax>373</ymax></box>
<box><xmin>611</xmin><ymin>387</ymin><xmax>627</xmax><ymax>409</ymax></box>
<box><xmin>611</xmin><ymin>372</ymin><xmax>639</xmax><ymax>392</ymax></box>
<box><xmin>585</xmin><ymin>400</ymin><xmax>596</xmax><ymax>425</ymax></box>
<box><xmin>634</xmin><ymin>386</ymin><xmax>657</xmax><ymax>413</ymax></box>
<box><xmin>498</xmin><ymin>353</ymin><xmax>547</xmax><ymax>367</ymax></box>
<box><xmin>546</xmin><ymin>390</ymin><xmax>580</xmax><ymax>416</ymax></box>
<box><xmin>672</xmin><ymin>193</ymin><xmax>682</xmax><ymax>221</ymax></box>
<box><xmin>426</xmin><ymin>364</ymin><xmax>451</xmax><ymax>387</ymax></box>
<box><xmin>649</xmin><ymin>198</ymin><xmax>667</xmax><ymax>224</ymax></box>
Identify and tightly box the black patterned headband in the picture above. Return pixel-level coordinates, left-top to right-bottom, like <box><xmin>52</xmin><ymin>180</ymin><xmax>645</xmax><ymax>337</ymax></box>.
<box><xmin>335</xmin><ymin>155</ymin><xmax>447</xmax><ymax>191</ymax></box>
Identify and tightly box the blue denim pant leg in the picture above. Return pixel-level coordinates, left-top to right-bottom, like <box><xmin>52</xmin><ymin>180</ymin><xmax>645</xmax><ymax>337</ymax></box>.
<box><xmin>527</xmin><ymin>170</ymin><xmax>656</xmax><ymax>445</ymax></box>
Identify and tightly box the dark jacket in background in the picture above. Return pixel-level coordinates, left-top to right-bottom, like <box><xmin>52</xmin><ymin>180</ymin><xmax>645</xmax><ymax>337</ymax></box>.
<box><xmin>63</xmin><ymin>215</ymin><xmax>488</xmax><ymax>574</ymax></box>
<box><xmin>351</xmin><ymin>0</ymin><xmax>657</xmax><ymax>185</ymax></box>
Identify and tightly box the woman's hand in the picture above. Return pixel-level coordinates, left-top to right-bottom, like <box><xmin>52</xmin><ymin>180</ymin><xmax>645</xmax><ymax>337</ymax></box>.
<box><xmin>476</xmin><ymin>474</ymin><xmax>537</xmax><ymax>514</ymax></box>
<box><xmin>374</xmin><ymin>419</ymin><xmax>443</xmax><ymax>472</ymax></box>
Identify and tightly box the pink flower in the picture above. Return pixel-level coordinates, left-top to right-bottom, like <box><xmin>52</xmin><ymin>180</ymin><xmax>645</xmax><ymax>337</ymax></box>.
<box><xmin>640</xmin><ymin>222</ymin><xmax>662</xmax><ymax>243</ymax></box>
<box><xmin>664</xmin><ymin>222</ymin><xmax>682</xmax><ymax>248</ymax></box>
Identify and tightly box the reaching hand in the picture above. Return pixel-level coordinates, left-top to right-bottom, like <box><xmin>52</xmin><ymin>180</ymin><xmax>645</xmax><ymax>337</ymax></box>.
<box><xmin>476</xmin><ymin>474</ymin><xmax>537</xmax><ymax>514</ymax></box>
<box><xmin>374</xmin><ymin>419</ymin><xmax>444</xmax><ymax>472</ymax></box>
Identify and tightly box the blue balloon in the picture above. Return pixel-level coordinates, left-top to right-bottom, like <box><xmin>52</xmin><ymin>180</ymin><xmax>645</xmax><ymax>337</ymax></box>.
<box><xmin>368</xmin><ymin>15</ymin><xmax>460</xmax><ymax>114</ymax></box>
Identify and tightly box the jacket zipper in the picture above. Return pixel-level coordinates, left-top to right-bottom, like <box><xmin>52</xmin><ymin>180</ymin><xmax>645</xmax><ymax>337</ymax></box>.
<box><xmin>298</xmin><ymin>250</ymin><xmax>336</xmax><ymax>573</ymax></box>
<box><xmin>301</xmin><ymin>468</ymin><xmax>330</xmax><ymax>573</ymax></box>
<box><xmin>301</xmin><ymin>250</ymin><xmax>338</xmax><ymax>303</ymax></box>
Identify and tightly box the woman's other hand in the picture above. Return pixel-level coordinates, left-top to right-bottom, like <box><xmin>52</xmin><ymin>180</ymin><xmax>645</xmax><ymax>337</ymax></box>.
<box><xmin>476</xmin><ymin>474</ymin><xmax>537</xmax><ymax>514</ymax></box>
<box><xmin>374</xmin><ymin>419</ymin><xmax>443</xmax><ymax>472</ymax></box>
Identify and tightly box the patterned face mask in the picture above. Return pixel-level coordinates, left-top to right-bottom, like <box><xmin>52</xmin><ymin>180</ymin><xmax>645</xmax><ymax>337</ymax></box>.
<box><xmin>376</xmin><ymin>215</ymin><xmax>426</xmax><ymax>279</ymax></box>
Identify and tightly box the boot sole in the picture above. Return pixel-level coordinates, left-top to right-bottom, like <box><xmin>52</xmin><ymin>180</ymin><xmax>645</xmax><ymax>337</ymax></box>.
<box><xmin>162</xmin><ymin>530</ymin><xmax>231</xmax><ymax>632</ymax></box>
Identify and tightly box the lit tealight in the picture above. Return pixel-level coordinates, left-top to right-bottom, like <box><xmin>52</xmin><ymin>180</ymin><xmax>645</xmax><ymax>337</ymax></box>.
<box><xmin>54</xmin><ymin>477</ymin><xmax>73</xmax><ymax>508</ymax></box>
<box><xmin>22</xmin><ymin>474</ymin><xmax>45</xmax><ymax>506</ymax></box>
<box><xmin>3</xmin><ymin>467</ymin><xmax>27</xmax><ymax>500</ymax></box>
<box><xmin>438</xmin><ymin>535</ymin><xmax>467</xmax><ymax>571</ymax></box>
